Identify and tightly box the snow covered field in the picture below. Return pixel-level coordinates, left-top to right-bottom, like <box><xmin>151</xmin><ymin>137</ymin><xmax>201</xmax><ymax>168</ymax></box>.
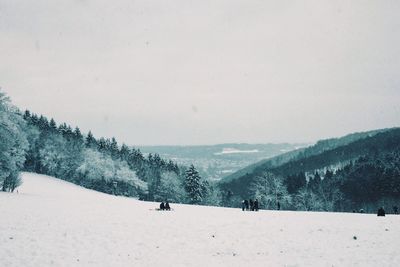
<box><xmin>1</xmin><ymin>173</ymin><xmax>399</xmax><ymax>267</ymax></box>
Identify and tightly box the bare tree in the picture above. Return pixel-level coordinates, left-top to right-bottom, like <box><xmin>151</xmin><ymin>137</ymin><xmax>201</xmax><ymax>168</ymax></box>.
<box><xmin>250</xmin><ymin>172</ymin><xmax>292</xmax><ymax>210</ymax></box>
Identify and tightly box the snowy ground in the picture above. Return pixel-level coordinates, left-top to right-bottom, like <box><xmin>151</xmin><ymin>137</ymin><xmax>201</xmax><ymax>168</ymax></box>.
<box><xmin>1</xmin><ymin>173</ymin><xmax>399</xmax><ymax>267</ymax></box>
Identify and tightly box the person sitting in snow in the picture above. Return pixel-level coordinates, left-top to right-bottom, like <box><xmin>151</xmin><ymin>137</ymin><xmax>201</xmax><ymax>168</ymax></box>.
<box><xmin>159</xmin><ymin>202</ymin><xmax>165</xmax><ymax>211</ymax></box>
<box><xmin>377</xmin><ymin>207</ymin><xmax>385</xmax><ymax>217</ymax></box>
<box><xmin>165</xmin><ymin>201</ymin><xmax>171</xmax><ymax>211</ymax></box>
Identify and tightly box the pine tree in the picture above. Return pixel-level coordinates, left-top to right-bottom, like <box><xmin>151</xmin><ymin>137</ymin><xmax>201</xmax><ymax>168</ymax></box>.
<box><xmin>119</xmin><ymin>144</ymin><xmax>130</xmax><ymax>161</ymax></box>
<box><xmin>85</xmin><ymin>131</ymin><xmax>97</xmax><ymax>148</ymax></box>
<box><xmin>110</xmin><ymin>137</ymin><xmax>119</xmax><ymax>159</ymax></box>
<box><xmin>38</xmin><ymin>115</ymin><xmax>49</xmax><ymax>131</ymax></box>
<box><xmin>285</xmin><ymin>172</ymin><xmax>306</xmax><ymax>194</ymax></box>
<box><xmin>23</xmin><ymin>110</ymin><xmax>31</xmax><ymax>120</ymax></box>
<box><xmin>73</xmin><ymin>127</ymin><xmax>83</xmax><ymax>142</ymax></box>
<box><xmin>49</xmin><ymin>118</ymin><xmax>57</xmax><ymax>132</ymax></box>
<box><xmin>97</xmin><ymin>137</ymin><xmax>107</xmax><ymax>152</ymax></box>
<box><xmin>184</xmin><ymin>165</ymin><xmax>203</xmax><ymax>204</ymax></box>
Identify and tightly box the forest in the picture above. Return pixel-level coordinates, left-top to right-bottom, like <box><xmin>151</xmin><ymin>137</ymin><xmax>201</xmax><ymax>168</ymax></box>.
<box><xmin>0</xmin><ymin>90</ymin><xmax>218</xmax><ymax>205</ymax></box>
<box><xmin>220</xmin><ymin>129</ymin><xmax>400</xmax><ymax>212</ymax></box>
<box><xmin>2</xmin><ymin>89</ymin><xmax>400</xmax><ymax>213</ymax></box>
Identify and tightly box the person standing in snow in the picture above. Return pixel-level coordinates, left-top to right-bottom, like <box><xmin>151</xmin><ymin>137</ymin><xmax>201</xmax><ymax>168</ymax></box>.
<box><xmin>249</xmin><ymin>199</ymin><xmax>254</xmax><ymax>211</ymax></box>
<box><xmin>254</xmin><ymin>199</ymin><xmax>259</xmax><ymax>211</ymax></box>
<box><xmin>242</xmin><ymin>200</ymin><xmax>246</xmax><ymax>211</ymax></box>
<box><xmin>377</xmin><ymin>207</ymin><xmax>385</xmax><ymax>216</ymax></box>
<box><xmin>277</xmin><ymin>201</ymin><xmax>281</xmax><ymax>210</ymax></box>
<box><xmin>244</xmin><ymin>199</ymin><xmax>249</xmax><ymax>211</ymax></box>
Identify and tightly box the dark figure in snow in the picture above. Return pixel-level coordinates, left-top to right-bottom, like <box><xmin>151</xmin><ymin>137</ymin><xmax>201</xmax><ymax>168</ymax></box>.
<box><xmin>277</xmin><ymin>201</ymin><xmax>281</xmax><ymax>211</ymax></box>
<box><xmin>244</xmin><ymin>199</ymin><xmax>249</xmax><ymax>211</ymax></box>
<box><xmin>242</xmin><ymin>200</ymin><xmax>246</xmax><ymax>211</ymax></box>
<box><xmin>165</xmin><ymin>202</ymin><xmax>171</xmax><ymax>211</ymax></box>
<box><xmin>249</xmin><ymin>199</ymin><xmax>254</xmax><ymax>211</ymax></box>
<box><xmin>160</xmin><ymin>202</ymin><xmax>165</xmax><ymax>211</ymax></box>
<box><xmin>377</xmin><ymin>207</ymin><xmax>386</xmax><ymax>217</ymax></box>
<box><xmin>359</xmin><ymin>209</ymin><xmax>365</xmax><ymax>213</ymax></box>
<box><xmin>254</xmin><ymin>199</ymin><xmax>259</xmax><ymax>211</ymax></box>
<box><xmin>393</xmin><ymin>206</ymin><xmax>398</xmax><ymax>214</ymax></box>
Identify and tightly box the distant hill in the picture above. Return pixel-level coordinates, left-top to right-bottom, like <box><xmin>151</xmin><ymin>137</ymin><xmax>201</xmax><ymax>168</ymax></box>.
<box><xmin>137</xmin><ymin>143</ymin><xmax>308</xmax><ymax>181</ymax></box>
<box><xmin>220</xmin><ymin>128</ymin><xmax>389</xmax><ymax>184</ymax></box>
<box><xmin>219</xmin><ymin>128</ymin><xmax>398</xmax><ymax>197</ymax></box>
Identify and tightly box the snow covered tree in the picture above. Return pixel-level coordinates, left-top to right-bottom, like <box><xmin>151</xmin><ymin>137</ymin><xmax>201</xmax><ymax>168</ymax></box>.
<box><xmin>49</xmin><ymin>118</ymin><xmax>57</xmax><ymax>132</ymax></box>
<box><xmin>77</xmin><ymin>149</ymin><xmax>147</xmax><ymax>197</ymax></box>
<box><xmin>200</xmin><ymin>181</ymin><xmax>222</xmax><ymax>206</ymax></box>
<box><xmin>77</xmin><ymin>149</ymin><xmax>115</xmax><ymax>185</ymax></box>
<box><xmin>119</xmin><ymin>144</ymin><xmax>130</xmax><ymax>161</ymax></box>
<box><xmin>294</xmin><ymin>187</ymin><xmax>324</xmax><ymax>211</ymax></box>
<box><xmin>155</xmin><ymin>171</ymin><xmax>186</xmax><ymax>202</ymax></box>
<box><xmin>184</xmin><ymin>165</ymin><xmax>203</xmax><ymax>204</ymax></box>
<box><xmin>39</xmin><ymin>134</ymin><xmax>68</xmax><ymax>177</ymax></box>
<box><xmin>0</xmin><ymin>89</ymin><xmax>28</xmax><ymax>192</ymax></box>
<box><xmin>85</xmin><ymin>131</ymin><xmax>97</xmax><ymax>149</ymax></box>
<box><xmin>110</xmin><ymin>137</ymin><xmax>119</xmax><ymax>158</ymax></box>
<box><xmin>250</xmin><ymin>172</ymin><xmax>292</xmax><ymax>210</ymax></box>
<box><xmin>97</xmin><ymin>137</ymin><xmax>107</xmax><ymax>153</ymax></box>
<box><xmin>115</xmin><ymin>161</ymin><xmax>148</xmax><ymax>196</ymax></box>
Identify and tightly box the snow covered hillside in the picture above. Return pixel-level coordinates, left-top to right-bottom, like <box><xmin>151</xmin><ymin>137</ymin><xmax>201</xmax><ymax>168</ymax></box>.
<box><xmin>1</xmin><ymin>173</ymin><xmax>399</xmax><ymax>267</ymax></box>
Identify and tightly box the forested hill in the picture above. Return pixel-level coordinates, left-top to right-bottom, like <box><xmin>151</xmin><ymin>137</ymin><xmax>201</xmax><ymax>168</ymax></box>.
<box><xmin>21</xmin><ymin>110</ymin><xmax>180</xmax><ymax>201</ymax></box>
<box><xmin>1</xmin><ymin>89</ymin><xmax>220</xmax><ymax>206</ymax></box>
<box><xmin>219</xmin><ymin>128</ymin><xmax>400</xmax><ymax>211</ymax></box>
<box><xmin>220</xmin><ymin>128</ymin><xmax>391</xmax><ymax>184</ymax></box>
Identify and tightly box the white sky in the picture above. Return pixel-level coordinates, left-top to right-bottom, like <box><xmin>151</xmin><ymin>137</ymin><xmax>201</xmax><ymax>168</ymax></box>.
<box><xmin>1</xmin><ymin>0</ymin><xmax>400</xmax><ymax>145</ymax></box>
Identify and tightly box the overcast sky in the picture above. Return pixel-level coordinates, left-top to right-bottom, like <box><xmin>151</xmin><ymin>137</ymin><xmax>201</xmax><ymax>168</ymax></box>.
<box><xmin>1</xmin><ymin>0</ymin><xmax>399</xmax><ymax>145</ymax></box>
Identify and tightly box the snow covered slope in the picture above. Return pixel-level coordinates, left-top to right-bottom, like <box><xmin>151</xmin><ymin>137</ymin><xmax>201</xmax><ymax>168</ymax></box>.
<box><xmin>1</xmin><ymin>173</ymin><xmax>399</xmax><ymax>267</ymax></box>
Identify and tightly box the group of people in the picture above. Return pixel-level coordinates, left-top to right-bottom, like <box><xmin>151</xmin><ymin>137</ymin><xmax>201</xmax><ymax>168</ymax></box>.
<box><xmin>159</xmin><ymin>201</ymin><xmax>171</xmax><ymax>211</ymax></box>
<box><xmin>377</xmin><ymin>206</ymin><xmax>399</xmax><ymax>216</ymax></box>
<box><xmin>353</xmin><ymin>206</ymin><xmax>399</xmax><ymax>216</ymax></box>
<box><xmin>241</xmin><ymin>199</ymin><xmax>259</xmax><ymax>211</ymax></box>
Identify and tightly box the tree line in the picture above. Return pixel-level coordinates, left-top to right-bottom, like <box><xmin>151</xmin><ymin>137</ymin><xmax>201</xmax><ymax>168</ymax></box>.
<box><xmin>2</xmin><ymin>88</ymin><xmax>399</xmax><ymax>212</ymax></box>
<box><xmin>221</xmin><ymin>150</ymin><xmax>400</xmax><ymax>213</ymax></box>
<box><xmin>1</xmin><ymin>89</ymin><xmax>221</xmax><ymax>206</ymax></box>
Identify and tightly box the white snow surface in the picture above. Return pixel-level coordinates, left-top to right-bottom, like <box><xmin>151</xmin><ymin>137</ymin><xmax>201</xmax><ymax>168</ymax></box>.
<box><xmin>1</xmin><ymin>173</ymin><xmax>399</xmax><ymax>267</ymax></box>
<box><xmin>214</xmin><ymin>148</ymin><xmax>259</xmax><ymax>155</ymax></box>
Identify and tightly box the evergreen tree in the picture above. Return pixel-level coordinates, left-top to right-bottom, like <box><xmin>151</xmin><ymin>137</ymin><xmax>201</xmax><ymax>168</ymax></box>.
<box><xmin>184</xmin><ymin>165</ymin><xmax>203</xmax><ymax>204</ymax></box>
<box><xmin>119</xmin><ymin>144</ymin><xmax>130</xmax><ymax>161</ymax></box>
<box><xmin>38</xmin><ymin>115</ymin><xmax>49</xmax><ymax>131</ymax></box>
<box><xmin>109</xmin><ymin>137</ymin><xmax>119</xmax><ymax>159</ymax></box>
<box><xmin>285</xmin><ymin>172</ymin><xmax>306</xmax><ymax>194</ymax></box>
<box><xmin>49</xmin><ymin>118</ymin><xmax>57</xmax><ymax>132</ymax></box>
<box><xmin>85</xmin><ymin>131</ymin><xmax>97</xmax><ymax>149</ymax></box>
<box><xmin>97</xmin><ymin>137</ymin><xmax>107</xmax><ymax>153</ymax></box>
<box><xmin>73</xmin><ymin>127</ymin><xmax>83</xmax><ymax>142</ymax></box>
